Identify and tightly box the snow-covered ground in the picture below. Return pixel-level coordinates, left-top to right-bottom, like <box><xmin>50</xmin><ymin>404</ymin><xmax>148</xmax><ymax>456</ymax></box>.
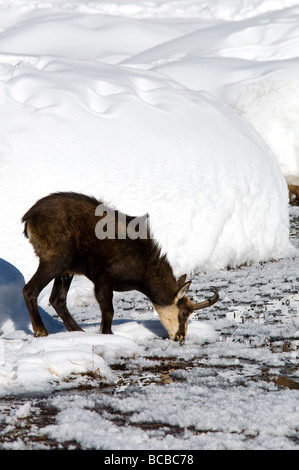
<box><xmin>0</xmin><ymin>0</ymin><xmax>299</xmax><ymax>450</ymax></box>
<box><xmin>0</xmin><ymin>208</ymin><xmax>298</xmax><ymax>450</ymax></box>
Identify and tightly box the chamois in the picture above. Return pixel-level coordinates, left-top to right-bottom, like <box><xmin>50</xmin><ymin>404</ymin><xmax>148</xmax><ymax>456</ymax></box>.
<box><xmin>22</xmin><ymin>192</ymin><xmax>219</xmax><ymax>342</ymax></box>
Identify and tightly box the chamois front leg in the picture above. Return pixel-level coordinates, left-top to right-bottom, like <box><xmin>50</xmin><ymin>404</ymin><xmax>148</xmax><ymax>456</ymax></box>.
<box><xmin>94</xmin><ymin>280</ymin><xmax>114</xmax><ymax>334</ymax></box>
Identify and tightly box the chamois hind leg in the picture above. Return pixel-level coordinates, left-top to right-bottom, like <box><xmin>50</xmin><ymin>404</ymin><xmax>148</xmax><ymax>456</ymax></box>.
<box><xmin>23</xmin><ymin>262</ymin><xmax>58</xmax><ymax>337</ymax></box>
<box><xmin>49</xmin><ymin>275</ymin><xmax>83</xmax><ymax>332</ymax></box>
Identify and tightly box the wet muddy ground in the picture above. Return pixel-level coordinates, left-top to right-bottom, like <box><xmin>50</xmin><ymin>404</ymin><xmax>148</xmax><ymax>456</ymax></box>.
<box><xmin>0</xmin><ymin>205</ymin><xmax>298</xmax><ymax>450</ymax></box>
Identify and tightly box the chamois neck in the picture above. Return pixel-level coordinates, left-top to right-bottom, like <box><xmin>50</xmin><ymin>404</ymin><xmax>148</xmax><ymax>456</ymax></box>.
<box><xmin>142</xmin><ymin>242</ymin><xmax>177</xmax><ymax>306</ymax></box>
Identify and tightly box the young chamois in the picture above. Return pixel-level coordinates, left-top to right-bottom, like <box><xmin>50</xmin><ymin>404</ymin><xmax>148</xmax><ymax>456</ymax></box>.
<box><xmin>22</xmin><ymin>192</ymin><xmax>219</xmax><ymax>342</ymax></box>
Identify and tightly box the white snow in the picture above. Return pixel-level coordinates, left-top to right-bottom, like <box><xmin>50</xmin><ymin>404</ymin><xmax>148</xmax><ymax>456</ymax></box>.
<box><xmin>0</xmin><ymin>0</ymin><xmax>297</xmax><ymax>280</ymax></box>
<box><xmin>0</xmin><ymin>0</ymin><xmax>299</xmax><ymax>451</ymax></box>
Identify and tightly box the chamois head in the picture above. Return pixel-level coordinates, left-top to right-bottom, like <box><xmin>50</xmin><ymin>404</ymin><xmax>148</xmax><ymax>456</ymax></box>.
<box><xmin>154</xmin><ymin>275</ymin><xmax>219</xmax><ymax>343</ymax></box>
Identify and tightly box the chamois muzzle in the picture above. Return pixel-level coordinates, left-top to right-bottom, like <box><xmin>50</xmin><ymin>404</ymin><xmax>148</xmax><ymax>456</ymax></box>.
<box><xmin>174</xmin><ymin>287</ymin><xmax>219</xmax><ymax>345</ymax></box>
<box><xmin>174</xmin><ymin>334</ymin><xmax>186</xmax><ymax>345</ymax></box>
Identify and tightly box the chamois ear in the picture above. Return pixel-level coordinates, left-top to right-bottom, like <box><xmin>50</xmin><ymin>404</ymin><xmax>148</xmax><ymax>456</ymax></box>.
<box><xmin>175</xmin><ymin>281</ymin><xmax>192</xmax><ymax>301</ymax></box>
<box><xmin>177</xmin><ymin>274</ymin><xmax>187</xmax><ymax>289</ymax></box>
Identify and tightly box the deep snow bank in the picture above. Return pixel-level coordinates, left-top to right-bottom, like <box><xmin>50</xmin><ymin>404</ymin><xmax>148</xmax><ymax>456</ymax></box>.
<box><xmin>0</xmin><ymin>57</ymin><xmax>292</xmax><ymax>278</ymax></box>
<box><xmin>0</xmin><ymin>0</ymin><xmax>296</xmax><ymax>280</ymax></box>
<box><xmin>135</xmin><ymin>4</ymin><xmax>299</xmax><ymax>181</ymax></box>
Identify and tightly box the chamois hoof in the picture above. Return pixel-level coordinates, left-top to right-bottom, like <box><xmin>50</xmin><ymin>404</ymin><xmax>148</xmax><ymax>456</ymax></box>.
<box><xmin>34</xmin><ymin>328</ymin><xmax>48</xmax><ymax>337</ymax></box>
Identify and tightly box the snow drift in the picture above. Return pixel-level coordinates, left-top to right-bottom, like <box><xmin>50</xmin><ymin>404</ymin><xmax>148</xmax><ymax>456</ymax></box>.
<box><xmin>0</xmin><ymin>2</ymin><xmax>296</xmax><ymax>279</ymax></box>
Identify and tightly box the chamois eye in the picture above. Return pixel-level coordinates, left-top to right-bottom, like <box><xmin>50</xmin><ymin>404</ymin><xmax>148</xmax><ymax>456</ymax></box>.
<box><xmin>181</xmin><ymin>311</ymin><xmax>189</xmax><ymax>319</ymax></box>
